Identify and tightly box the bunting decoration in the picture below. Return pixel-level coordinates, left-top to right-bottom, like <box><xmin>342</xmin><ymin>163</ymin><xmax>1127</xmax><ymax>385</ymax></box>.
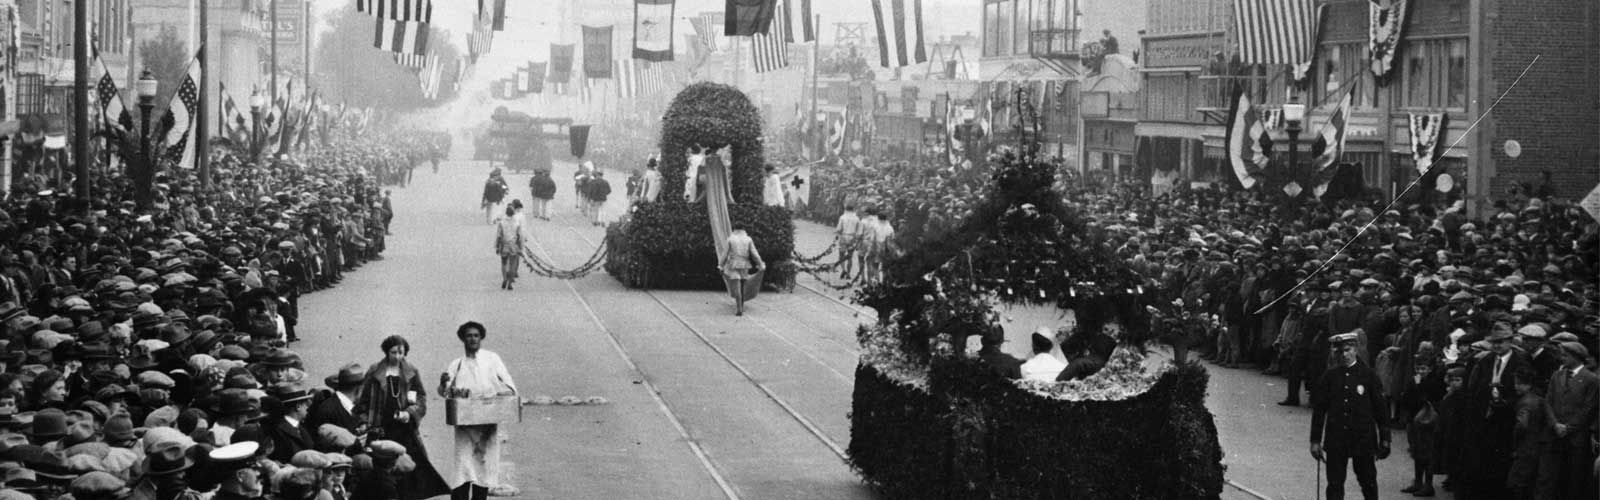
<box><xmin>1233</xmin><ymin>0</ymin><xmax>1318</xmax><ymax>79</ymax></box>
<box><xmin>725</xmin><ymin>0</ymin><xmax>777</xmax><ymax>36</ymax></box>
<box><xmin>1409</xmin><ymin>112</ymin><xmax>1445</xmax><ymax>174</ymax></box>
<box><xmin>583</xmin><ymin>26</ymin><xmax>615</xmax><ymax>78</ymax></box>
<box><xmin>1369</xmin><ymin>0</ymin><xmax>1407</xmax><ymax>78</ymax></box>
<box><xmin>1224</xmin><ymin>88</ymin><xmax>1272</xmax><ymax>189</ymax></box>
<box><xmin>549</xmin><ymin>44</ymin><xmax>576</xmax><ymax>85</ymax></box>
<box><xmin>1310</xmin><ymin>91</ymin><xmax>1351</xmax><ymax>197</ymax></box>
<box><xmin>870</xmin><ymin>0</ymin><xmax>926</xmax><ymax>68</ymax></box>
<box><xmin>633</xmin><ymin>0</ymin><xmax>676</xmax><ymax>61</ymax></box>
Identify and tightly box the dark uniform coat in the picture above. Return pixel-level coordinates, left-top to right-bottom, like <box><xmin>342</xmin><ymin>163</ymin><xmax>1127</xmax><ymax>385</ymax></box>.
<box><xmin>1311</xmin><ymin>361</ymin><xmax>1391</xmax><ymax>456</ymax></box>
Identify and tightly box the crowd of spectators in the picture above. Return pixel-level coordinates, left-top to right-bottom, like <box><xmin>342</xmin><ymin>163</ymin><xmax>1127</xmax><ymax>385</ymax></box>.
<box><xmin>0</xmin><ymin>129</ymin><xmax>455</xmax><ymax>500</ymax></box>
<box><xmin>807</xmin><ymin>148</ymin><xmax>1598</xmax><ymax>498</ymax></box>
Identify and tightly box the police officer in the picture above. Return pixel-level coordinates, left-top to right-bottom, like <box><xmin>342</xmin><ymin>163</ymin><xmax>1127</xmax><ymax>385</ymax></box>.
<box><xmin>1310</xmin><ymin>331</ymin><xmax>1390</xmax><ymax>500</ymax></box>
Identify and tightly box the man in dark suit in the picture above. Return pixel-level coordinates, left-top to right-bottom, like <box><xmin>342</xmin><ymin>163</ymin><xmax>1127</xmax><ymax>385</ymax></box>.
<box><xmin>1310</xmin><ymin>332</ymin><xmax>1390</xmax><ymax>500</ymax></box>
<box><xmin>975</xmin><ymin>327</ymin><xmax>1022</xmax><ymax>379</ymax></box>
<box><xmin>1464</xmin><ymin>323</ymin><xmax>1528</xmax><ymax>498</ymax></box>
<box><xmin>263</xmin><ymin>383</ymin><xmax>317</xmax><ymax>463</ymax></box>
<box><xmin>1540</xmin><ymin>341</ymin><xmax>1598</xmax><ymax>500</ymax></box>
<box><xmin>1517</xmin><ymin>325</ymin><xmax>1560</xmax><ymax>391</ymax></box>
<box><xmin>307</xmin><ymin>364</ymin><xmax>365</xmax><ymax>436</ymax></box>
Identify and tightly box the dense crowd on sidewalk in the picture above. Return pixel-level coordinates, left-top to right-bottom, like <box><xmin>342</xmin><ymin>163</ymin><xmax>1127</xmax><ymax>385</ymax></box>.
<box><xmin>805</xmin><ymin>149</ymin><xmax>1598</xmax><ymax>499</ymax></box>
<box><xmin>0</xmin><ymin>129</ymin><xmax>462</xmax><ymax>500</ymax></box>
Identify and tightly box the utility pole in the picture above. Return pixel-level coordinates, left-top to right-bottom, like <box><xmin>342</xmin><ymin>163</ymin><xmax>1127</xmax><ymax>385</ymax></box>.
<box><xmin>197</xmin><ymin>0</ymin><xmax>210</xmax><ymax>188</ymax></box>
<box><xmin>304</xmin><ymin>0</ymin><xmax>311</xmax><ymax>82</ymax></box>
<box><xmin>270</xmin><ymin>0</ymin><xmax>278</xmax><ymax>102</ymax></box>
<box><xmin>73</xmin><ymin>0</ymin><xmax>91</xmax><ymax>202</ymax></box>
<box><xmin>810</xmin><ymin>14</ymin><xmax>820</xmax><ymax>159</ymax></box>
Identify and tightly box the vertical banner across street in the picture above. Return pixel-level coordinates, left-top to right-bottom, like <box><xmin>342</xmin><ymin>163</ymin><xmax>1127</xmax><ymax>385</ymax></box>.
<box><xmin>633</xmin><ymin>0</ymin><xmax>676</xmax><ymax>61</ymax></box>
<box><xmin>583</xmin><ymin>26</ymin><xmax>615</xmax><ymax>78</ymax></box>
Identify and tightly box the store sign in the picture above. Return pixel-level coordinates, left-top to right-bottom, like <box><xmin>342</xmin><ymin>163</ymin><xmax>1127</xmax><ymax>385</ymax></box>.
<box><xmin>1081</xmin><ymin>92</ymin><xmax>1109</xmax><ymax>119</ymax></box>
<box><xmin>1143</xmin><ymin>37</ymin><xmax>1215</xmax><ymax>68</ymax></box>
<box><xmin>265</xmin><ymin>1</ymin><xmax>304</xmax><ymax>45</ymax></box>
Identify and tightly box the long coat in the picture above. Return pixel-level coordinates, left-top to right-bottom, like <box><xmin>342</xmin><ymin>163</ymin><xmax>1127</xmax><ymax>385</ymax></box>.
<box><xmin>1311</xmin><ymin>361</ymin><xmax>1391</xmax><ymax>456</ymax></box>
<box><xmin>264</xmin><ymin>415</ymin><xmax>316</xmax><ymax>463</ymax></box>
<box><xmin>354</xmin><ymin>361</ymin><xmax>450</xmax><ymax>500</ymax></box>
<box><xmin>305</xmin><ymin>392</ymin><xmax>362</xmax><ymax>437</ymax></box>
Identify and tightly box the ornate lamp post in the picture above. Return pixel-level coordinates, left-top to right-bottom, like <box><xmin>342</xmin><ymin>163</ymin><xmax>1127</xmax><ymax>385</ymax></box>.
<box><xmin>134</xmin><ymin>69</ymin><xmax>160</xmax><ymax>207</ymax></box>
<box><xmin>250</xmin><ymin>92</ymin><xmax>267</xmax><ymax>160</ymax></box>
<box><xmin>1281</xmin><ymin>96</ymin><xmax>1306</xmax><ymax>189</ymax></box>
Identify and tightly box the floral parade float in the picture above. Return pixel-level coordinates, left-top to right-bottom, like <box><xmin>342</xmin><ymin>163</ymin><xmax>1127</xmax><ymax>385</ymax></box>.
<box><xmin>847</xmin><ymin>121</ymin><xmax>1225</xmax><ymax>498</ymax></box>
<box><xmin>604</xmin><ymin>83</ymin><xmax>796</xmax><ymax>289</ymax></box>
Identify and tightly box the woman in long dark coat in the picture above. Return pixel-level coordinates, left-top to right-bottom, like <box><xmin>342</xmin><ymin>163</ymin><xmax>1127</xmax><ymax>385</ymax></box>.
<box><xmin>355</xmin><ymin>335</ymin><xmax>451</xmax><ymax>500</ymax></box>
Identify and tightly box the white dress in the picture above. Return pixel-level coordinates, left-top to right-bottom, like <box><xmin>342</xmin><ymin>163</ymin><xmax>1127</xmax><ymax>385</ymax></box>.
<box><xmin>442</xmin><ymin>350</ymin><xmax>518</xmax><ymax>487</ymax></box>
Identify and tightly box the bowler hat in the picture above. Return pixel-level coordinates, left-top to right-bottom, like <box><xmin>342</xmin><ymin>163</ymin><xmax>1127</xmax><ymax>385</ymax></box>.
<box><xmin>28</xmin><ymin>409</ymin><xmax>68</xmax><ymax>440</ymax></box>
<box><xmin>269</xmin><ymin>383</ymin><xmax>313</xmax><ymax>404</ymax></box>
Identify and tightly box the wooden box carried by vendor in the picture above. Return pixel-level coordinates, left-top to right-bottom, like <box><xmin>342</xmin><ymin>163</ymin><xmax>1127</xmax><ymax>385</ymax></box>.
<box><xmin>445</xmin><ymin>396</ymin><xmax>522</xmax><ymax>426</ymax></box>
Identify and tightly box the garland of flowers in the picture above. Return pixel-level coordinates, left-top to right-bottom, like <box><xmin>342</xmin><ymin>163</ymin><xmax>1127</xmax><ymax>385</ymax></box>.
<box><xmin>1011</xmin><ymin>346</ymin><xmax>1169</xmax><ymax>401</ymax></box>
<box><xmin>519</xmin><ymin>241</ymin><xmax>609</xmax><ymax>280</ymax></box>
<box><xmin>857</xmin><ymin>316</ymin><xmax>932</xmax><ymax>392</ymax></box>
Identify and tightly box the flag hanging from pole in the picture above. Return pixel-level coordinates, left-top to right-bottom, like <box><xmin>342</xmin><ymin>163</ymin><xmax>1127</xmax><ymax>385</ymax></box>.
<box><xmin>549</xmin><ymin>44</ymin><xmax>575</xmax><ymax>85</ymax></box>
<box><xmin>374</xmin><ymin>17</ymin><xmax>429</xmax><ymax>55</ymax></box>
<box><xmin>92</xmin><ymin>45</ymin><xmax>134</xmax><ymax>137</ymax></box>
<box><xmin>1233</xmin><ymin>0</ymin><xmax>1318</xmax><ymax>77</ymax></box>
<box><xmin>419</xmin><ymin>55</ymin><xmax>443</xmax><ymax>99</ymax></box>
<box><xmin>633</xmin><ymin>0</ymin><xmax>676</xmax><ymax>61</ymax></box>
<box><xmin>469</xmin><ymin>10</ymin><xmax>493</xmax><ymax>62</ymax></box>
<box><xmin>356</xmin><ymin>0</ymin><xmax>433</xmax><ymax>22</ymax></box>
<box><xmin>1310</xmin><ymin>91</ymin><xmax>1351</xmax><ymax>197</ymax></box>
<box><xmin>751</xmin><ymin>0</ymin><xmax>790</xmax><ymax>72</ymax></box>
<box><xmin>1224</xmin><ymin>88</ymin><xmax>1272</xmax><ymax>189</ymax></box>
<box><xmin>870</xmin><ymin>0</ymin><xmax>926</xmax><ymax>68</ymax></box>
<box><xmin>583</xmin><ymin>26</ymin><xmax>615</xmax><ymax>78</ymax></box>
<box><xmin>691</xmin><ymin>12</ymin><xmax>723</xmax><ymax>53</ymax></box>
<box><xmin>219</xmin><ymin>82</ymin><xmax>248</xmax><ymax>144</ymax></box>
<box><xmin>159</xmin><ymin>46</ymin><xmax>204</xmax><ymax>163</ymax></box>
<box><xmin>393</xmin><ymin>52</ymin><xmax>427</xmax><ymax>69</ymax></box>
<box><xmin>615</xmin><ymin>59</ymin><xmax>637</xmax><ymax>98</ymax></box>
<box><xmin>725</xmin><ymin>0</ymin><xmax>776</xmax><ymax>36</ymax></box>
<box><xmin>781</xmin><ymin>0</ymin><xmax>813</xmax><ymax>43</ymax></box>
<box><xmin>490</xmin><ymin>0</ymin><xmax>506</xmax><ymax>30</ymax></box>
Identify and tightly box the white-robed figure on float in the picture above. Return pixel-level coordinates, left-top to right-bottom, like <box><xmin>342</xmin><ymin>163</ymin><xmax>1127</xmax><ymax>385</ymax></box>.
<box><xmin>439</xmin><ymin>321</ymin><xmax>519</xmax><ymax>500</ymax></box>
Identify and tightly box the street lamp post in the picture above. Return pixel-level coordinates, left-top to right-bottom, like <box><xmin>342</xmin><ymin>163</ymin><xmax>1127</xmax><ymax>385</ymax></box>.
<box><xmin>250</xmin><ymin>92</ymin><xmax>266</xmax><ymax>159</ymax></box>
<box><xmin>135</xmin><ymin>70</ymin><xmax>160</xmax><ymax>208</ymax></box>
<box><xmin>1282</xmin><ymin>96</ymin><xmax>1306</xmax><ymax>196</ymax></box>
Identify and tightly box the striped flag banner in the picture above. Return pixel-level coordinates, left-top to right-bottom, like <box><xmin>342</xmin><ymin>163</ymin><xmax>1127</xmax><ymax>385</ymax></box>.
<box><xmin>1233</xmin><ymin>0</ymin><xmax>1318</xmax><ymax>66</ymax></box>
<box><xmin>615</xmin><ymin>59</ymin><xmax>637</xmax><ymax>98</ymax></box>
<box><xmin>420</xmin><ymin>55</ymin><xmax>443</xmax><ymax>99</ymax></box>
<box><xmin>92</xmin><ymin>45</ymin><xmax>133</xmax><ymax>136</ymax></box>
<box><xmin>781</xmin><ymin>0</ymin><xmax>813</xmax><ymax>43</ymax></box>
<box><xmin>751</xmin><ymin>0</ymin><xmax>790</xmax><ymax>73</ymax></box>
<box><xmin>640</xmin><ymin>62</ymin><xmax>666</xmax><ymax>95</ymax></box>
<box><xmin>633</xmin><ymin>0</ymin><xmax>676</xmax><ymax>61</ymax></box>
<box><xmin>159</xmin><ymin>46</ymin><xmax>204</xmax><ymax>163</ymax></box>
<box><xmin>690</xmin><ymin>12</ymin><xmax>723</xmax><ymax>53</ymax></box>
<box><xmin>356</xmin><ymin>0</ymin><xmax>433</xmax><ymax>23</ymax></box>
<box><xmin>469</xmin><ymin>11</ymin><xmax>494</xmax><ymax>61</ymax></box>
<box><xmin>374</xmin><ymin>17</ymin><xmax>429</xmax><ymax>55</ymax></box>
<box><xmin>870</xmin><ymin>0</ymin><xmax>926</xmax><ymax>68</ymax></box>
<box><xmin>393</xmin><ymin>52</ymin><xmax>427</xmax><ymax>69</ymax></box>
<box><xmin>218</xmin><ymin>82</ymin><xmax>247</xmax><ymax>143</ymax></box>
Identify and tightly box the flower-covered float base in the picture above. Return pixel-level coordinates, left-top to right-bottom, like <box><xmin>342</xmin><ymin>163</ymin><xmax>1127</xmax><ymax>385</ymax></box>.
<box><xmin>848</xmin><ymin>325</ymin><xmax>1224</xmax><ymax>500</ymax></box>
<box><xmin>604</xmin><ymin>201</ymin><xmax>796</xmax><ymax>290</ymax></box>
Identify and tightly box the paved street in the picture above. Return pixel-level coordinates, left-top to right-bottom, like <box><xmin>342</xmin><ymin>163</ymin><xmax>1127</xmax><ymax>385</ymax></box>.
<box><xmin>287</xmin><ymin>157</ymin><xmax>1444</xmax><ymax>500</ymax></box>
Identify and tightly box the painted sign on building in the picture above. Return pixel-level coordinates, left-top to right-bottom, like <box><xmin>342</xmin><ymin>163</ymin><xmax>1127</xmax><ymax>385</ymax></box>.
<box><xmin>1142</xmin><ymin>36</ymin><xmax>1216</xmax><ymax>68</ymax></box>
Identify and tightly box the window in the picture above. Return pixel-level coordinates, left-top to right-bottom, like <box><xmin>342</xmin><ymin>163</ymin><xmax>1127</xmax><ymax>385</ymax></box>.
<box><xmin>1400</xmin><ymin>38</ymin><xmax>1468</xmax><ymax>110</ymax></box>
<box><xmin>997</xmin><ymin>0</ymin><xmax>1013</xmax><ymax>56</ymax></box>
<box><xmin>1316</xmin><ymin>43</ymin><xmax>1376</xmax><ymax>109</ymax></box>
<box><xmin>984</xmin><ymin>2</ymin><xmax>999</xmax><ymax>56</ymax></box>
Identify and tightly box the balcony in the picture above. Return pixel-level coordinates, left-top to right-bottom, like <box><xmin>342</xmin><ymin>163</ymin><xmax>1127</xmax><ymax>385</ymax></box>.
<box><xmin>1196</xmin><ymin>74</ymin><xmax>1269</xmax><ymax>124</ymax></box>
<box><xmin>1029</xmin><ymin>28</ymin><xmax>1080</xmax><ymax>76</ymax></box>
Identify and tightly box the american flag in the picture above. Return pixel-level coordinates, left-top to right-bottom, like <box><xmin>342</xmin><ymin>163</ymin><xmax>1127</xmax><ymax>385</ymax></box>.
<box><xmin>639</xmin><ymin>61</ymin><xmax>667</xmax><ymax>95</ymax></box>
<box><xmin>219</xmin><ymin>82</ymin><xmax>248</xmax><ymax>144</ymax></box>
<box><xmin>393</xmin><ymin>53</ymin><xmax>427</xmax><ymax>69</ymax></box>
<box><xmin>1233</xmin><ymin>0</ymin><xmax>1318</xmax><ymax>66</ymax></box>
<box><xmin>615</xmin><ymin>59</ymin><xmax>637</xmax><ymax>99</ymax></box>
<box><xmin>781</xmin><ymin>0</ymin><xmax>814</xmax><ymax>43</ymax></box>
<box><xmin>160</xmin><ymin>47</ymin><xmax>204</xmax><ymax>163</ymax></box>
<box><xmin>356</xmin><ymin>0</ymin><xmax>433</xmax><ymax>23</ymax></box>
<box><xmin>468</xmin><ymin>9</ymin><xmax>494</xmax><ymax>62</ymax></box>
<box><xmin>689</xmin><ymin>12</ymin><xmax>722</xmax><ymax>53</ymax></box>
<box><xmin>870</xmin><ymin>0</ymin><xmax>927</xmax><ymax>67</ymax></box>
<box><xmin>375</xmin><ymin>17</ymin><xmax>429</xmax><ymax>55</ymax></box>
<box><xmin>751</xmin><ymin>1</ymin><xmax>790</xmax><ymax>73</ymax></box>
<box><xmin>92</xmin><ymin>46</ymin><xmax>133</xmax><ymax>136</ymax></box>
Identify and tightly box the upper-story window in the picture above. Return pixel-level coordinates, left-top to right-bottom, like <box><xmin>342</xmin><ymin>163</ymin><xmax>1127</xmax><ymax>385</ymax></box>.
<box><xmin>1400</xmin><ymin>38</ymin><xmax>1467</xmax><ymax>111</ymax></box>
<box><xmin>985</xmin><ymin>0</ymin><xmax>1076</xmax><ymax>57</ymax></box>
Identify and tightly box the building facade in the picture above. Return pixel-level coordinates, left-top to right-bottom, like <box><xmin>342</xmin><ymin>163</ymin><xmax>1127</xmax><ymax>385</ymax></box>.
<box><xmin>980</xmin><ymin>0</ymin><xmax>1084</xmax><ymax>163</ymax></box>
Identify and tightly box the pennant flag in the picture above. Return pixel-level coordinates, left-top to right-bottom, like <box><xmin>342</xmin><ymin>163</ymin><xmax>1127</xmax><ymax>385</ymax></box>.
<box><xmin>870</xmin><ymin>0</ymin><xmax>926</xmax><ymax>68</ymax></box>
<box><xmin>374</xmin><ymin>17</ymin><xmax>429</xmax><ymax>55</ymax></box>
<box><xmin>218</xmin><ymin>82</ymin><xmax>248</xmax><ymax>144</ymax></box>
<box><xmin>1369</xmin><ymin>0</ymin><xmax>1407</xmax><ymax>78</ymax></box>
<box><xmin>615</xmin><ymin>59</ymin><xmax>637</xmax><ymax>98</ymax></box>
<box><xmin>725</xmin><ymin>0</ymin><xmax>777</xmax><ymax>36</ymax></box>
<box><xmin>583</xmin><ymin>26</ymin><xmax>615</xmax><ymax>78</ymax></box>
<box><xmin>781</xmin><ymin>0</ymin><xmax>813</xmax><ymax>43</ymax></box>
<box><xmin>549</xmin><ymin>44</ymin><xmax>575</xmax><ymax>85</ymax></box>
<box><xmin>633</xmin><ymin>0</ymin><xmax>676</xmax><ymax>61</ymax></box>
<box><xmin>1409</xmin><ymin>112</ymin><xmax>1445</xmax><ymax>175</ymax></box>
<box><xmin>356</xmin><ymin>0</ymin><xmax>433</xmax><ymax>22</ymax></box>
<box><xmin>160</xmin><ymin>46</ymin><xmax>204</xmax><ymax>162</ymax></box>
<box><xmin>92</xmin><ymin>46</ymin><xmax>134</xmax><ymax>137</ymax></box>
<box><xmin>751</xmin><ymin>0</ymin><xmax>790</xmax><ymax>72</ymax></box>
<box><xmin>690</xmin><ymin>12</ymin><xmax>723</xmax><ymax>53</ymax></box>
<box><xmin>1224</xmin><ymin>88</ymin><xmax>1272</xmax><ymax>189</ymax></box>
<box><xmin>1233</xmin><ymin>0</ymin><xmax>1318</xmax><ymax>70</ymax></box>
<box><xmin>529</xmin><ymin>62</ymin><xmax>547</xmax><ymax>93</ymax></box>
<box><xmin>1310</xmin><ymin>91</ymin><xmax>1351</xmax><ymax>197</ymax></box>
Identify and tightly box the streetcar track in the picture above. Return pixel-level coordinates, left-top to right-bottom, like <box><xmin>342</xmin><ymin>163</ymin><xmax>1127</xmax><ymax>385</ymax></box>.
<box><xmin>542</xmin><ymin>208</ymin><xmax>851</xmax><ymax>463</ymax></box>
